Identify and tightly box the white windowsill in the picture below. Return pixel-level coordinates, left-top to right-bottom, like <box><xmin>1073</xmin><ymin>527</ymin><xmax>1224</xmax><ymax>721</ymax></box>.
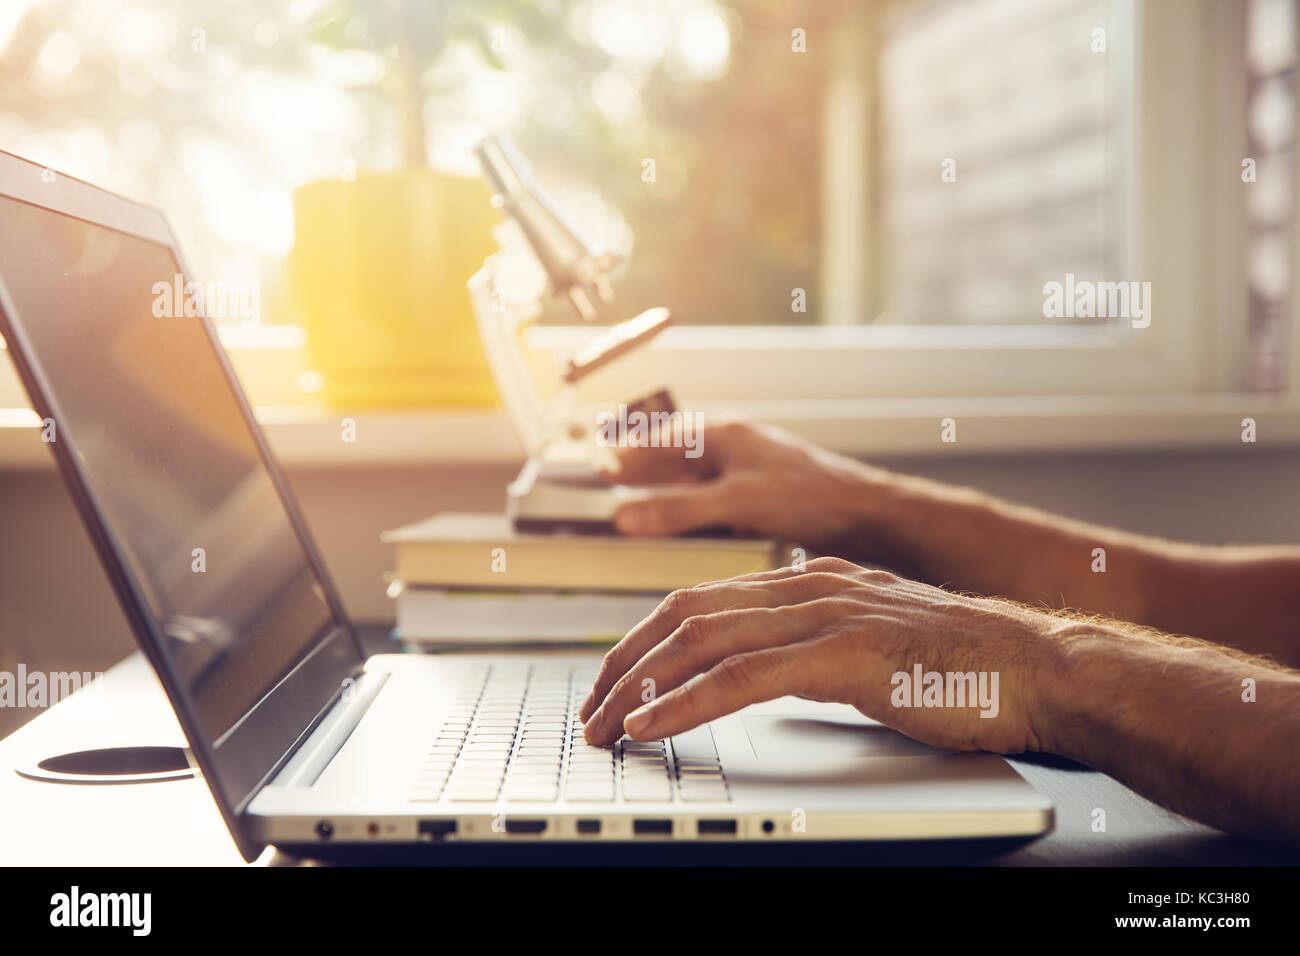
<box><xmin>2</xmin><ymin>394</ymin><xmax>1299</xmax><ymax>469</ymax></box>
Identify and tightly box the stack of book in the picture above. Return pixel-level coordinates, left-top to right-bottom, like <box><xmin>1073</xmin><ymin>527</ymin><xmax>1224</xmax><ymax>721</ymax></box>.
<box><xmin>382</xmin><ymin>512</ymin><xmax>777</xmax><ymax>649</ymax></box>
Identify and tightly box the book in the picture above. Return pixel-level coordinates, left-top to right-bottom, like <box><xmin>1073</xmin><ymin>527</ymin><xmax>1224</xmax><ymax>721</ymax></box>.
<box><xmin>381</xmin><ymin>512</ymin><xmax>776</xmax><ymax>592</ymax></box>
<box><xmin>391</xmin><ymin>585</ymin><xmax>663</xmax><ymax>644</ymax></box>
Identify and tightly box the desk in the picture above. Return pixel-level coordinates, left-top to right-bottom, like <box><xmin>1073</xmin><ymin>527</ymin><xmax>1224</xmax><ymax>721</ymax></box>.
<box><xmin>2</xmin><ymin>639</ymin><xmax>1295</xmax><ymax>866</ymax></box>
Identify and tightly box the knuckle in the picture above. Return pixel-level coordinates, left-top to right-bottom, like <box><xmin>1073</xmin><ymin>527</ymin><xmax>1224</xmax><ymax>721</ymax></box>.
<box><xmin>673</xmin><ymin>673</ymin><xmax>706</xmax><ymax>712</ymax></box>
<box><xmin>594</xmin><ymin>652</ymin><xmax>619</xmax><ymax>685</ymax></box>
<box><xmin>660</xmin><ymin>588</ymin><xmax>696</xmax><ymax>619</ymax></box>
<box><xmin>674</xmin><ymin>614</ymin><xmax>715</xmax><ymax>647</ymax></box>
<box><xmin>715</xmin><ymin>653</ymin><xmax>762</xmax><ymax>691</ymax></box>
<box><xmin>807</xmin><ymin>556</ymin><xmax>857</xmax><ymax>574</ymax></box>
<box><xmin>857</xmin><ymin>567</ymin><xmax>900</xmax><ymax>585</ymax></box>
<box><xmin>609</xmin><ymin>669</ymin><xmax>635</xmax><ymax>700</ymax></box>
<box><xmin>794</xmin><ymin>570</ymin><xmax>851</xmax><ymax>591</ymax></box>
<box><xmin>595</xmin><ymin>641</ymin><xmax>633</xmax><ymax>686</ymax></box>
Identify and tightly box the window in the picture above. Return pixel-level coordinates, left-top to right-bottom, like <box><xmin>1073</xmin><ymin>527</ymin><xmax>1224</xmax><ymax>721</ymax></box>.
<box><xmin>1</xmin><ymin>0</ymin><xmax>1297</xmax><ymax>443</ymax></box>
<box><xmin>544</xmin><ymin>0</ymin><xmax>1290</xmax><ymax>412</ymax></box>
<box><xmin>876</xmin><ymin>0</ymin><xmax>1122</xmax><ymax>328</ymax></box>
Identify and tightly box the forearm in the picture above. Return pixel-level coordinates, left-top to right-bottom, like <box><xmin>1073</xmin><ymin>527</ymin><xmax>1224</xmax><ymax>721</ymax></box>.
<box><xmin>832</xmin><ymin>466</ymin><xmax>1300</xmax><ymax>664</ymax></box>
<box><xmin>1040</xmin><ymin>626</ymin><xmax>1300</xmax><ymax>843</ymax></box>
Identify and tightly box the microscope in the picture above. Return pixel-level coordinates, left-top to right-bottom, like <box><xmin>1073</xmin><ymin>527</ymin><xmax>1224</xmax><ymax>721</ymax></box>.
<box><xmin>469</xmin><ymin>133</ymin><xmax>678</xmax><ymax>533</ymax></box>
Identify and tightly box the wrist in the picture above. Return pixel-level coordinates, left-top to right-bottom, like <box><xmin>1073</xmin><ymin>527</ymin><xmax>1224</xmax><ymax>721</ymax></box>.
<box><xmin>1025</xmin><ymin>623</ymin><xmax>1101</xmax><ymax>759</ymax></box>
<box><xmin>1032</xmin><ymin>621</ymin><xmax>1164</xmax><ymax>764</ymax></box>
<box><xmin>826</xmin><ymin>463</ymin><xmax>936</xmax><ymax>572</ymax></box>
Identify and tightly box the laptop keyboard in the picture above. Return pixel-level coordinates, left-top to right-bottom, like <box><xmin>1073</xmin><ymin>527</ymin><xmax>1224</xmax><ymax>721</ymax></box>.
<box><xmin>409</xmin><ymin>664</ymin><xmax>731</xmax><ymax>804</ymax></box>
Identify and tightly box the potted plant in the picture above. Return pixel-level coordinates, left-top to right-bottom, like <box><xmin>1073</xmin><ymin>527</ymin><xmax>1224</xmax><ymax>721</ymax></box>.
<box><xmin>290</xmin><ymin>0</ymin><xmax>509</xmax><ymax>407</ymax></box>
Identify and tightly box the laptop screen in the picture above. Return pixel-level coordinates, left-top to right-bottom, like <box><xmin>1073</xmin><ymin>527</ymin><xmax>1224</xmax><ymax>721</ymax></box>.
<box><xmin>0</xmin><ymin>190</ymin><xmax>360</xmax><ymax>820</ymax></box>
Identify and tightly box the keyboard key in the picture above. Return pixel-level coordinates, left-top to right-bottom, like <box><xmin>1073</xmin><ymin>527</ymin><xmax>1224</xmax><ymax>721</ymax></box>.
<box><xmin>623</xmin><ymin>743</ymin><xmax>665</xmax><ymax>754</ymax></box>
<box><xmin>448</xmin><ymin>789</ymin><xmax>501</xmax><ymax>802</ymax></box>
<box><xmin>670</xmin><ymin>725</ymin><xmax>717</xmax><ymax>762</ymax></box>
<box><xmin>424</xmin><ymin>663</ymin><xmax>727</xmax><ymax>806</ymax></box>
<box><xmin>623</xmin><ymin>781</ymin><xmax>673</xmax><ymax>802</ymax></box>
<box><xmin>451</xmin><ymin>768</ymin><xmax>506</xmax><ymax>781</ymax></box>
<box><xmin>505</xmin><ymin>786</ymin><xmax>558</xmax><ymax>802</ymax></box>
<box><xmin>678</xmin><ymin>786</ymin><xmax>730</xmax><ymax>802</ymax></box>
<box><xmin>564</xmin><ymin>784</ymin><xmax>614</xmax><ymax>801</ymax></box>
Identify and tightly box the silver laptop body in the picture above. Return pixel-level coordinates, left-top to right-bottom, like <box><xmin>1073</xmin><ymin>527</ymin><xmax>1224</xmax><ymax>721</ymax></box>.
<box><xmin>248</xmin><ymin>653</ymin><xmax>1051</xmax><ymax>847</ymax></box>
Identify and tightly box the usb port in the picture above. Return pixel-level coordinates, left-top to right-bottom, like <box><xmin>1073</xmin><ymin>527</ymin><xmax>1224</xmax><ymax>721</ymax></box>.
<box><xmin>504</xmin><ymin>819</ymin><xmax>547</xmax><ymax>835</ymax></box>
<box><xmin>697</xmin><ymin>819</ymin><xmax>737</xmax><ymax>836</ymax></box>
<box><xmin>576</xmin><ymin>819</ymin><xmax>601</xmax><ymax>835</ymax></box>
<box><xmin>633</xmin><ymin>819</ymin><xmax>673</xmax><ymax>836</ymax></box>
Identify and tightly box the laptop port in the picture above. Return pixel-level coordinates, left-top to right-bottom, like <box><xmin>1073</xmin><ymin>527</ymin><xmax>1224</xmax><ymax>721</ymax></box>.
<box><xmin>504</xmin><ymin>819</ymin><xmax>548</xmax><ymax>835</ymax></box>
<box><xmin>576</xmin><ymin>819</ymin><xmax>601</xmax><ymax>835</ymax></box>
<box><xmin>697</xmin><ymin>819</ymin><xmax>737</xmax><ymax>836</ymax></box>
<box><xmin>314</xmin><ymin>820</ymin><xmax>334</xmax><ymax>840</ymax></box>
<box><xmin>418</xmin><ymin>820</ymin><xmax>457</xmax><ymax>841</ymax></box>
<box><xmin>633</xmin><ymin>819</ymin><xmax>673</xmax><ymax>836</ymax></box>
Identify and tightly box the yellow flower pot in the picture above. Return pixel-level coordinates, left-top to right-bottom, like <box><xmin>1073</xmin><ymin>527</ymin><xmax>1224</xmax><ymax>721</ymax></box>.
<box><xmin>289</xmin><ymin>169</ymin><xmax>500</xmax><ymax>407</ymax></box>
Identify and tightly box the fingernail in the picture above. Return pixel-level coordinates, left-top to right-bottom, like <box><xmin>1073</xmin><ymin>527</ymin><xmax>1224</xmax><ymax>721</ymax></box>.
<box><xmin>624</xmin><ymin>704</ymin><xmax>655</xmax><ymax>737</ymax></box>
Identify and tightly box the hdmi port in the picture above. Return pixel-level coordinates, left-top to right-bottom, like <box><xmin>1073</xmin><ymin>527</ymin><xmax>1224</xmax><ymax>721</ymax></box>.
<box><xmin>504</xmin><ymin>819</ymin><xmax>548</xmax><ymax>835</ymax></box>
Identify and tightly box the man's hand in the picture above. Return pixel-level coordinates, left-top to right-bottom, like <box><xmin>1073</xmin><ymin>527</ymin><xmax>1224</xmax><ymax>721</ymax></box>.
<box><xmin>580</xmin><ymin>556</ymin><xmax>1300</xmax><ymax>842</ymax></box>
<box><xmin>579</xmin><ymin>557</ymin><xmax>1065</xmax><ymax>755</ymax></box>
<box><xmin>605</xmin><ymin>416</ymin><xmax>886</xmax><ymax>551</ymax></box>
<box><xmin>606</xmin><ymin>416</ymin><xmax>1300</xmax><ymax>667</ymax></box>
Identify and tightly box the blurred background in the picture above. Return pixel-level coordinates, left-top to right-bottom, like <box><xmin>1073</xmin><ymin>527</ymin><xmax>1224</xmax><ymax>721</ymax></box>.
<box><xmin>4</xmin><ymin>0</ymin><xmax>1300</xmax><ymax>736</ymax></box>
<box><xmin>1</xmin><ymin>0</ymin><xmax>1293</xmax><ymax>389</ymax></box>
<box><xmin>0</xmin><ymin>0</ymin><xmax>1168</xmax><ymax>330</ymax></box>
<box><xmin>1</xmin><ymin>0</ymin><xmax>822</xmax><ymax>331</ymax></box>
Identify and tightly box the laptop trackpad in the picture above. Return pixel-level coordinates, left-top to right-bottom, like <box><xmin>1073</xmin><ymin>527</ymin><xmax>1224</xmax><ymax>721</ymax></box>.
<box><xmin>740</xmin><ymin>712</ymin><xmax>943</xmax><ymax>760</ymax></box>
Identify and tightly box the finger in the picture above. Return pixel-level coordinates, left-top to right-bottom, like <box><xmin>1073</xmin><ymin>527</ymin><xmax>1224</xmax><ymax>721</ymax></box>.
<box><xmin>578</xmin><ymin>581</ymin><xmax>779</xmax><ymax>721</ymax></box>
<box><xmin>611</xmin><ymin>479</ymin><xmax>738</xmax><ymax>537</ymax></box>
<box><xmin>604</xmin><ymin>413</ymin><xmax>721</xmax><ymax>480</ymax></box>
<box><xmin>725</xmin><ymin>556</ymin><xmax>863</xmax><ymax>584</ymax></box>
<box><xmin>601</xmin><ymin>441</ymin><xmax>712</xmax><ymax>485</ymax></box>
<box><xmin>621</xmin><ymin>644</ymin><xmax>813</xmax><ymax>741</ymax></box>
<box><xmin>583</xmin><ymin>600</ymin><xmax>852</xmax><ymax>745</ymax></box>
<box><xmin>578</xmin><ymin>568</ymin><xmax>864</xmax><ymax>721</ymax></box>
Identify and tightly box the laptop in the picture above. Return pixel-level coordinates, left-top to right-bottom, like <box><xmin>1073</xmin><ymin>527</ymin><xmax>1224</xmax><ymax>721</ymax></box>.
<box><xmin>0</xmin><ymin>150</ymin><xmax>1052</xmax><ymax>860</ymax></box>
